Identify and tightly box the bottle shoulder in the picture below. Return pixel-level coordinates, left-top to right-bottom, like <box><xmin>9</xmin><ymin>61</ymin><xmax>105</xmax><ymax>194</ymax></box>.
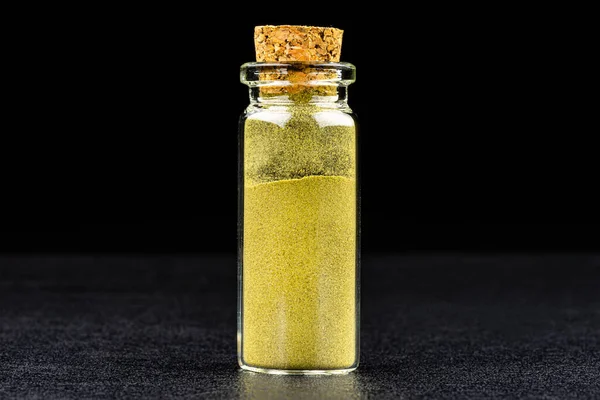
<box><xmin>241</xmin><ymin>104</ymin><xmax>357</xmax><ymax>128</ymax></box>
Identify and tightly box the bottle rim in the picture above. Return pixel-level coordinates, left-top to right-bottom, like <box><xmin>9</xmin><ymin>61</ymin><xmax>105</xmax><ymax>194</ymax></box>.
<box><xmin>240</xmin><ymin>61</ymin><xmax>356</xmax><ymax>87</ymax></box>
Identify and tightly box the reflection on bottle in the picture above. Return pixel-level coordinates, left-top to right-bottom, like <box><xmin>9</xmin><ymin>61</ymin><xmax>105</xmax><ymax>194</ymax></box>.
<box><xmin>238</xmin><ymin>370</ymin><xmax>367</xmax><ymax>399</ymax></box>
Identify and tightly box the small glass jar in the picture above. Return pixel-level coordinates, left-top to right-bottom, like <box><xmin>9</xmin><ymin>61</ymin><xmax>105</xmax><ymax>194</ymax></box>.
<box><xmin>238</xmin><ymin>61</ymin><xmax>359</xmax><ymax>375</ymax></box>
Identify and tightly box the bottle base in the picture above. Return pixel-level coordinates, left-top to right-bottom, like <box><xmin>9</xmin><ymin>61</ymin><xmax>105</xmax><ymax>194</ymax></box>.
<box><xmin>239</xmin><ymin>364</ymin><xmax>357</xmax><ymax>376</ymax></box>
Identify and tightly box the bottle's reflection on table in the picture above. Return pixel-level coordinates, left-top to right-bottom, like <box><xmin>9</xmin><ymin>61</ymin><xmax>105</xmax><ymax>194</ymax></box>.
<box><xmin>237</xmin><ymin>369</ymin><xmax>369</xmax><ymax>399</ymax></box>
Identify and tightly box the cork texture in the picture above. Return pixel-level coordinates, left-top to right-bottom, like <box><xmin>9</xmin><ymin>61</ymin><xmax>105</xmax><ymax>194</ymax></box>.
<box><xmin>254</xmin><ymin>25</ymin><xmax>343</xmax><ymax>62</ymax></box>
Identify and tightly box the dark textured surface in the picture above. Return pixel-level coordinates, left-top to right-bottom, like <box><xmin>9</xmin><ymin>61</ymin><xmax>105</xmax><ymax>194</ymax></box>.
<box><xmin>1</xmin><ymin>253</ymin><xmax>599</xmax><ymax>399</ymax></box>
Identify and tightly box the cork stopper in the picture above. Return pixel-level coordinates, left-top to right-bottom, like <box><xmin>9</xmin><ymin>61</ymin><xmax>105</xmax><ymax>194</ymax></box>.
<box><xmin>252</xmin><ymin>25</ymin><xmax>344</xmax><ymax>97</ymax></box>
<box><xmin>254</xmin><ymin>25</ymin><xmax>343</xmax><ymax>62</ymax></box>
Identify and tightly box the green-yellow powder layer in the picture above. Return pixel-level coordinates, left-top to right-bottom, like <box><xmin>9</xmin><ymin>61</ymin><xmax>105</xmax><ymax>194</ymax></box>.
<box><xmin>242</xmin><ymin>175</ymin><xmax>357</xmax><ymax>370</ymax></box>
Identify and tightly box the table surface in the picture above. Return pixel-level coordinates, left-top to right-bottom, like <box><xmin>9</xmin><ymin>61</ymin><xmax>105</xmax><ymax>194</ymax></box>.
<box><xmin>1</xmin><ymin>253</ymin><xmax>599</xmax><ymax>399</ymax></box>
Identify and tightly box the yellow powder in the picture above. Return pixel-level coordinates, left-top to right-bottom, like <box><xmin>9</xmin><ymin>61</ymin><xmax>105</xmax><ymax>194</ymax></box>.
<box><xmin>243</xmin><ymin>106</ymin><xmax>356</xmax><ymax>186</ymax></box>
<box><xmin>242</xmin><ymin>175</ymin><xmax>357</xmax><ymax>370</ymax></box>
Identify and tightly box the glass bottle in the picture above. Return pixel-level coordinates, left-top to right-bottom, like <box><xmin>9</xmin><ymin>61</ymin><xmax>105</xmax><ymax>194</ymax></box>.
<box><xmin>238</xmin><ymin>61</ymin><xmax>359</xmax><ymax>375</ymax></box>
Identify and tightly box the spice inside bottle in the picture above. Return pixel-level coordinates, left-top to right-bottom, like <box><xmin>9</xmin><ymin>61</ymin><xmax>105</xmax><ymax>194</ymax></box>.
<box><xmin>238</xmin><ymin>25</ymin><xmax>359</xmax><ymax>375</ymax></box>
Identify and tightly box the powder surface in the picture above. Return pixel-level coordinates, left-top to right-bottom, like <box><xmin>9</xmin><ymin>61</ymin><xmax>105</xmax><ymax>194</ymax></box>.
<box><xmin>243</xmin><ymin>106</ymin><xmax>356</xmax><ymax>186</ymax></box>
<box><xmin>242</xmin><ymin>175</ymin><xmax>356</xmax><ymax>370</ymax></box>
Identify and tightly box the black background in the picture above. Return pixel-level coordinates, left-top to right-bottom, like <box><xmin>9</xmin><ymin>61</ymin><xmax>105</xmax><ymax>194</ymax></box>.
<box><xmin>2</xmin><ymin>5</ymin><xmax>597</xmax><ymax>254</ymax></box>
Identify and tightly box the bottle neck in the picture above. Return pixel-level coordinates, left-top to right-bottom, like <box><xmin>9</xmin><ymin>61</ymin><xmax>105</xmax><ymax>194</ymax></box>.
<box><xmin>241</xmin><ymin>62</ymin><xmax>356</xmax><ymax>109</ymax></box>
<box><xmin>248</xmin><ymin>85</ymin><xmax>350</xmax><ymax>107</ymax></box>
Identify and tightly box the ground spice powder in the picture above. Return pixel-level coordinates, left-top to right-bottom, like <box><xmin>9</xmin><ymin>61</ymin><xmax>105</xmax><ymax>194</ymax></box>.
<box><xmin>243</xmin><ymin>175</ymin><xmax>356</xmax><ymax>369</ymax></box>
<box><xmin>242</xmin><ymin>101</ymin><xmax>357</xmax><ymax>370</ymax></box>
